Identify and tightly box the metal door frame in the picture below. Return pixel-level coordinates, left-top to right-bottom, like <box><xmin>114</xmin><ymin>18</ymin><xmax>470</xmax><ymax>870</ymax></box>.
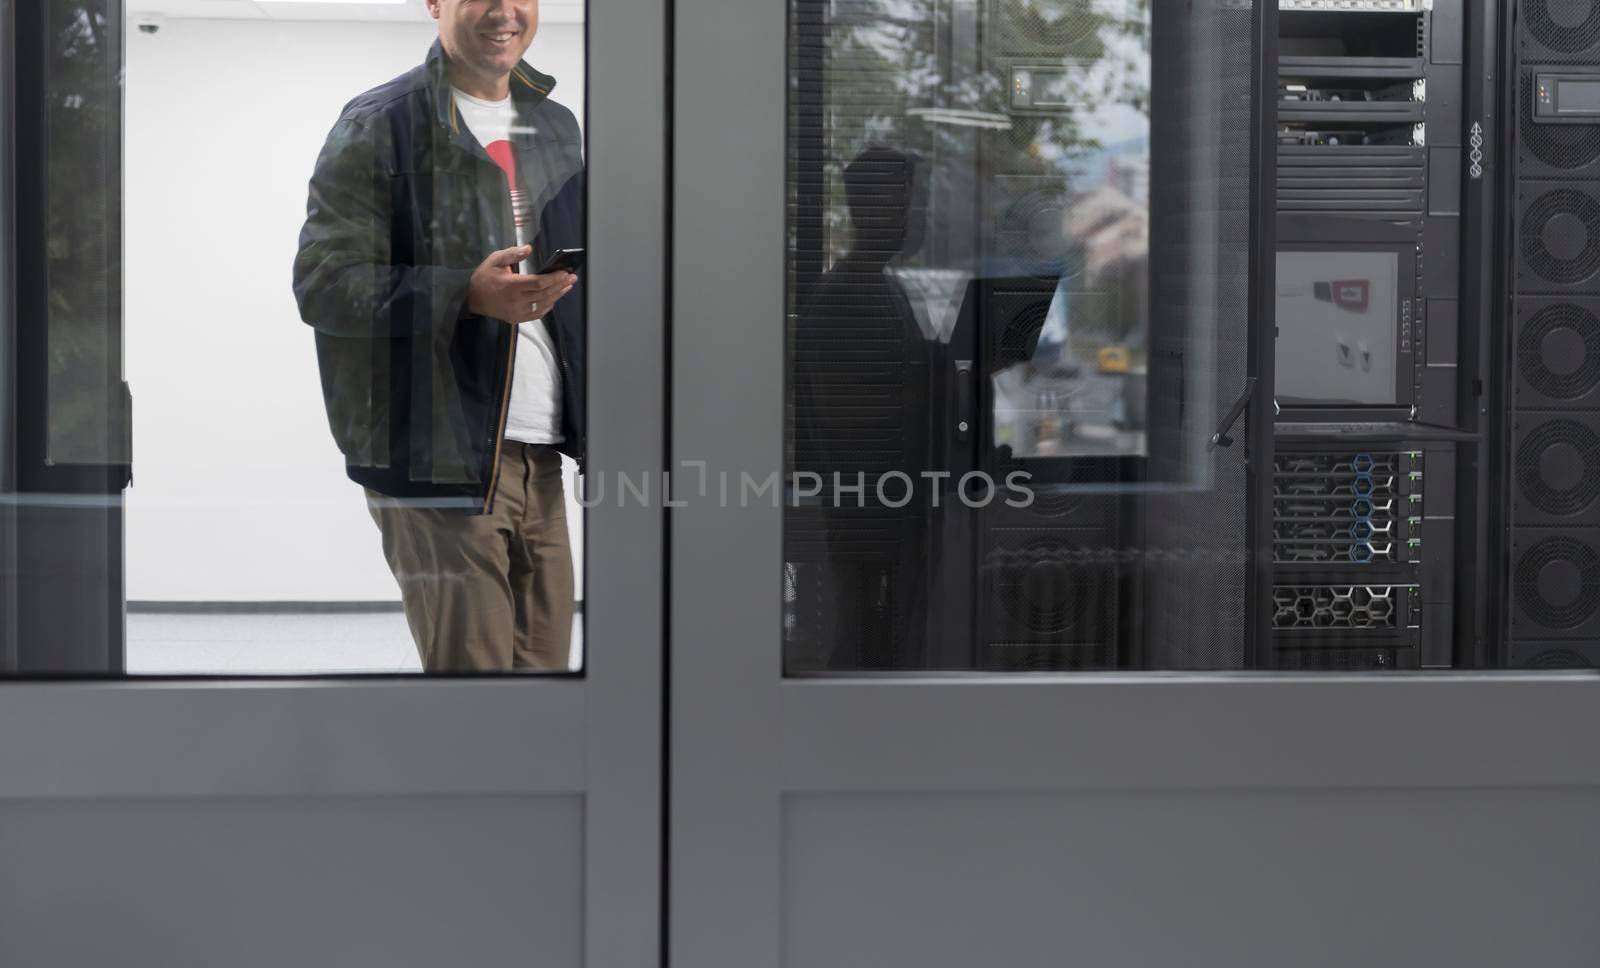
<box><xmin>0</xmin><ymin>2</ymin><xmax>665</xmax><ymax>964</ymax></box>
<box><xmin>669</xmin><ymin>0</ymin><xmax>1600</xmax><ymax>964</ymax></box>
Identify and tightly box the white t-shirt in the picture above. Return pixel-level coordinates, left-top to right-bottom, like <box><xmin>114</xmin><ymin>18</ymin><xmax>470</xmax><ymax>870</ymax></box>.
<box><xmin>453</xmin><ymin>86</ymin><xmax>564</xmax><ymax>445</ymax></box>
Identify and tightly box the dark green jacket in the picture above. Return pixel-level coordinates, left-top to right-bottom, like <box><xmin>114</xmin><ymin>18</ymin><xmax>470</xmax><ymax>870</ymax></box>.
<box><xmin>293</xmin><ymin>41</ymin><xmax>585</xmax><ymax>513</ymax></box>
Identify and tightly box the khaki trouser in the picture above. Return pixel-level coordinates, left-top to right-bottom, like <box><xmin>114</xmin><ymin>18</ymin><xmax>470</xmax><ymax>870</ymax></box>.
<box><xmin>366</xmin><ymin>442</ymin><xmax>574</xmax><ymax>672</ymax></box>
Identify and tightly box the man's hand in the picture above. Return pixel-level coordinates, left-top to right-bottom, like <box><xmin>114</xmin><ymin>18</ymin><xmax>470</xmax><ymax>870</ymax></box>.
<box><xmin>466</xmin><ymin>245</ymin><xmax>578</xmax><ymax>324</ymax></box>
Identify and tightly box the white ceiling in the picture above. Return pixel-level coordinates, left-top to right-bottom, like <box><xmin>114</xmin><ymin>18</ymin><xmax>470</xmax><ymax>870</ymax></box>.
<box><xmin>124</xmin><ymin>0</ymin><xmax>584</xmax><ymax>25</ymax></box>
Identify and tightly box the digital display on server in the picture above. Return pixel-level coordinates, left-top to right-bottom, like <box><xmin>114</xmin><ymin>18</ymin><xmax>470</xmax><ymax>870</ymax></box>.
<box><xmin>1274</xmin><ymin>250</ymin><xmax>1401</xmax><ymax>405</ymax></box>
<box><xmin>1558</xmin><ymin>78</ymin><xmax>1600</xmax><ymax>113</ymax></box>
<box><xmin>1534</xmin><ymin>73</ymin><xmax>1600</xmax><ymax>120</ymax></box>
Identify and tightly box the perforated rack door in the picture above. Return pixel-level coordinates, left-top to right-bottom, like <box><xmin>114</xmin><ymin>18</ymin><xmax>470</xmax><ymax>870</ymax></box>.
<box><xmin>1510</xmin><ymin>529</ymin><xmax>1600</xmax><ymax>639</ymax></box>
<box><xmin>1512</xmin><ymin>413</ymin><xmax>1600</xmax><ymax>524</ymax></box>
<box><xmin>1519</xmin><ymin>72</ymin><xmax>1600</xmax><ymax>179</ymax></box>
<box><xmin>1517</xmin><ymin>0</ymin><xmax>1600</xmax><ymax>65</ymax></box>
<box><xmin>1515</xmin><ymin>297</ymin><xmax>1600</xmax><ymax>408</ymax></box>
<box><xmin>1516</xmin><ymin>183</ymin><xmax>1600</xmax><ymax>292</ymax></box>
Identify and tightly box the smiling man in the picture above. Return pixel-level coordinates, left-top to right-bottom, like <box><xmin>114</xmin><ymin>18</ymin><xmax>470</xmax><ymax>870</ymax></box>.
<box><xmin>293</xmin><ymin>0</ymin><xmax>586</xmax><ymax>673</ymax></box>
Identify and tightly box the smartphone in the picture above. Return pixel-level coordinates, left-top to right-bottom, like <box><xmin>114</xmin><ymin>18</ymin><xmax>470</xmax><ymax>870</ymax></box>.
<box><xmin>535</xmin><ymin>247</ymin><xmax>585</xmax><ymax>275</ymax></box>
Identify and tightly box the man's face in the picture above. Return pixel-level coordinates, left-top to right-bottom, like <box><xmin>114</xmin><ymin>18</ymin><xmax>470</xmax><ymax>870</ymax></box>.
<box><xmin>427</xmin><ymin>0</ymin><xmax>539</xmax><ymax>85</ymax></box>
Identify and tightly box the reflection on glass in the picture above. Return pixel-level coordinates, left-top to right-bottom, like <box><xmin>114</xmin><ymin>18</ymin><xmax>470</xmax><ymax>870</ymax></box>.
<box><xmin>784</xmin><ymin>0</ymin><xmax>1264</xmax><ymax>674</ymax></box>
<box><xmin>13</xmin><ymin>2</ymin><xmax>590</xmax><ymax>676</ymax></box>
<box><xmin>46</xmin><ymin>2</ymin><xmax>127</xmax><ymax>467</ymax></box>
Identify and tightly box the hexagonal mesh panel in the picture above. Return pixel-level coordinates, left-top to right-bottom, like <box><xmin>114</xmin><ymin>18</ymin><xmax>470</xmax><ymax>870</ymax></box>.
<box><xmin>1514</xmin><ymin>535</ymin><xmax>1600</xmax><ymax>630</ymax></box>
<box><xmin>1518</xmin><ymin>302</ymin><xmax>1600</xmax><ymax>401</ymax></box>
<box><xmin>1520</xmin><ymin>188</ymin><xmax>1600</xmax><ymax>287</ymax></box>
<box><xmin>1272</xmin><ymin>585</ymin><xmax>1400</xmax><ymax>630</ymax></box>
<box><xmin>1272</xmin><ymin>452</ymin><xmax>1405</xmax><ymax>564</ymax></box>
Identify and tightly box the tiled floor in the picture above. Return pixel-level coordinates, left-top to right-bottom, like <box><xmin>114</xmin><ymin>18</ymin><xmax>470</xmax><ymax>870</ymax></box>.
<box><xmin>127</xmin><ymin>610</ymin><xmax>584</xmax><ymax>675</ymax></box>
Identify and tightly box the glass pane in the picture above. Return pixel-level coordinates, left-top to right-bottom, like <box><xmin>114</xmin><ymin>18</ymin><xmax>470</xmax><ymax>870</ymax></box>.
<box><xmin>784</xmin><ymin>0</ymin><xmax>1249</xmax><ymax>673</ymax></box>
<box><xmin>45</xmin><ymin>2</ymin><xmax>125</xmax><ymax>467</ymax></box>
<box><xmin>782</xmin><ymin>0</ymin><xmax>1564</xmax><ymax>674</ymax></box>
<box><xmin>8</xmin><ymin>1</ymin><xmax>592</xmax><ymax>675</ymax></box>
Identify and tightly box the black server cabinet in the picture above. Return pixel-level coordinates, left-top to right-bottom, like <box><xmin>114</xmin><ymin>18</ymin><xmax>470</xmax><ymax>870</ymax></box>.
<box><xmin>1267</xmin><ymin>0</ymin><xmax>1475</xmax><ymax>669</ymax></box>
<box><xmin>1505</xmin><ymin>0</ymin><xmax>1600</xmax><ymax>668</ymax></box>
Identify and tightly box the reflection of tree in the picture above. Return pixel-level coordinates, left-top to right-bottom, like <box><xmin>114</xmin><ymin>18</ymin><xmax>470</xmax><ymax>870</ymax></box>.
<box><xmin>808</xmin><ymin>0</ymin><xmax>1152</xmax><ymax>266</ymax></box>
<box><xmin>46</xmin><ymin>2</ymin><xmax>122</xmax><ymax>463</ymax></box>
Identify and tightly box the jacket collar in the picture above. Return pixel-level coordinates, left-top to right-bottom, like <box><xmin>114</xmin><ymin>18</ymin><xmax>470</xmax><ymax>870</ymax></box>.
<box><xmin>424</xmin><ymin>38</ymin><xmax>556</xmax><ymax>140</ymax></box>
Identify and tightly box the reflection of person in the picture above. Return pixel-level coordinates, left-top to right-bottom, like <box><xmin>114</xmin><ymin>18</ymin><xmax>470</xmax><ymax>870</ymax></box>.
<box><xmin>789</xmin><ymin>146</ymin><xmax>936</xmax><ymax>669</ymax></box>
<box><xmin>292</xmin><ymin>0</ymin><xmax>584</xmax><ymax>673</ymax></box>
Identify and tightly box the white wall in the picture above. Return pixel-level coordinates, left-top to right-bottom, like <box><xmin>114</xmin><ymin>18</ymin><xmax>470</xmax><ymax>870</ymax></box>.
<box><xmin>125</xmin><ymin>17</ymin><xmax>586</xmax><ymax>601</ymax></box>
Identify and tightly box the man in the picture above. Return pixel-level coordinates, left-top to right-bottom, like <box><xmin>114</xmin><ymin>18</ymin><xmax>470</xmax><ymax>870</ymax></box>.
<box><xmin>293</xmin><ymin>0</ymin><xmax>584</xmax><ymax>673</ymax></box>
<box><xmin>789</xmin><ymin>147</ymin><xmax>936</xmax><ymax>670</ymax></box>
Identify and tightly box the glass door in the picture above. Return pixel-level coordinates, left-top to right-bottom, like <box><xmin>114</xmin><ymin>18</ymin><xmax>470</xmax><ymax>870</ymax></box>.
<box><xmin>2</xmin><ymin>2</ymin><xmax>662</xmax><ymax>964</ymax></box>
<box><xmin>672</xmin><ymin>0</ymin><xmax>1600</xmax><ymax>964</ymax></box>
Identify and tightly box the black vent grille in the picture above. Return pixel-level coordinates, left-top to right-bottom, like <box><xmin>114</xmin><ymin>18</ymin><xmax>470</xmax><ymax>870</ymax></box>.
<box><xmin>988</xmin><ymin>178</ymin><xmax>1078</xmax><ymax>275</ymax></box>
<box><xmin>1519</xmin><ymin>74</ymin><xmax>1600</xmax><ymax>175</ymax></box>
<box><xmin>990</xmin><ymin>0</ymin><xmax>1108</xmax><ymax>58</ymax></box>
<box><xmin>1275</xmin><ymin>145</ymin><xmax>1426</xmax><ymax>218</ymax></box>
<box><xmin>1507</xmin><ymin>637</ymin><xmax>1600</xmax><ymax>666</ymax></box>
<box><xmin>985</xmin><ymin>455</ymin><xmax>1123</xmax><ymax>529</ymax></box>
<box><xmin>1515</xmin><ymin>417</ymin><xmax>1600</xmax><ymax>517</ymax></box>
<box><xmin>1523</xmin><ymin>646</ymin><xmax>1596</xmax><ymax>667</ymax></box>
<box><xmin>1518</xmin><ymin>301</ymin><xmax>1600</xmax><ymax>402</ymax></box>
<box><xmin>1272</xmin><ymin>585</ymin><xmax>1401</xmax><ymax>630</ymax></box>
<box><xmin>1520</xmin><ymin>0</ymin><xmax>1600</xmax><ymax>62</ymax></box>
<box><xmin>1028</xmin><ymin>489</ymin><xmax>1089</xmax><ymax>518</ymax></box>
<box><xmin>1519</xmin><ymin>187</ymin><xmax>1600</xmax><ymax>288</ymax></box>
<box><xmin>1513</xmin><ymin>534</ymin><xmax>1600</xmax><ymax>630</ymax></box>
<box><xmin>1271</xmin><ymin>647</ymin><xmax>1397</xmax><ymax>671</ymax></box>
<box><xmin>994</xmin><ymin>295</ymin><xmax>1053</xmax><ymax>370</ymax></box>
<box><xmin>983</xmin><ymin>530</ymin><xmax>1115</xmax><ymax>642</ymax></box>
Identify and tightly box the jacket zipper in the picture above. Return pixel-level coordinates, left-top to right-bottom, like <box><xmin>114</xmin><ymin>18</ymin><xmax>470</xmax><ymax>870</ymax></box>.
<box><xmin>482</xmin><ymin>327</ymin><xmax>518</xmax><ymax>514</ymax></box>
<box><xmin>481</xmin><ymin>192</ymin><xmax>522</xmax><ymax>515</ymax></box>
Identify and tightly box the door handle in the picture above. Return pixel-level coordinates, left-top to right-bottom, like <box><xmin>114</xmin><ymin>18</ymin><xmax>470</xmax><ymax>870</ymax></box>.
<box><xmin>1208</xmin><ymin>376</ymin><xmax>1257</xmax><ymax>452</ymax></box>
<box><xmin>955</xmin><ymin>359</ymin><xmax>973</xmax><ymax>441</ymax></box>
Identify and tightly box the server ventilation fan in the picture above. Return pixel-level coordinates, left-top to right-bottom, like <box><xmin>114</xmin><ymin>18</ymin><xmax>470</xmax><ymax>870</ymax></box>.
<box><xmin>1521</xmin><ymin>189</ymin><xmax>1600</xmax><ymax>287</ymax></box>
<box><xmin>1521</xmin><ymin>0</ymin><xmax>1600</xmax><ymax>60</ymax></box>
<box><xmin>990</xmin><ymin>538</ymin><xmax>1109</xmax><ymax>637</ymax></box>
<box><xmin>992</xmin><ymin>0</ymin><xmax>1105</xmax><ymax>57</ymax></box>
<box><xmin>1514</xmin><ymin>535</ymin><xmax>1600</xmax><ymax>631</ymax></box>
<box><xmin>1519</xmin><ymin>302</ymin><xmax>1600</xmax><ymax>401</ymax></box>
<box><xmin>1516</xmin><ymin>419</ymin><xmax>1600</xmax><ymax>517</ymax></box>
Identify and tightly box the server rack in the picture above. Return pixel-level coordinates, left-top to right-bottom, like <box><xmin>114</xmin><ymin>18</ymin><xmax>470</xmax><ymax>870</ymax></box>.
<box><xmin>1501</xmin><ymin>0</ymin><xmax>1600</xmax><ymax>668</ymax></box>
<box><xmin>1267</xmin><ymin>0</ymin><xmax>1479</xmax><ymax>669</ymax></box>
